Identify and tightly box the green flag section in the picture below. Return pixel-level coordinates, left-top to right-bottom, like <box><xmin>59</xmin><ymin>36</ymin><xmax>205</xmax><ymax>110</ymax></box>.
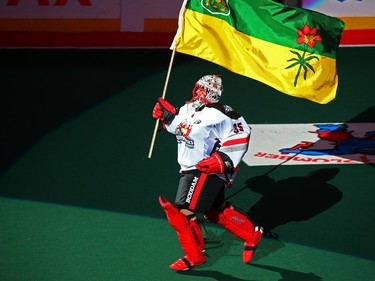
<box><xmin>171</xmin><ymin>0</ymin><xmax>345</xmax><ymax>104</ymax></box>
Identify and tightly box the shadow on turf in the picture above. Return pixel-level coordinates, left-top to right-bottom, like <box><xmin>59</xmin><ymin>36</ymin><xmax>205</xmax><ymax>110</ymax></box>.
<box><xmin>178</xmin><ymin>230</ymin><xmax>323</xmax><ymax>281</ymax></box>
<box><xmin>251</xmin><ymin>263</ymin><xmax>323</xmax><ymax>281</ymax></box>
<box><xmin>178</xmin><ymin>264</ymin><xmax>322</xmax><ymax>281</ymax></box>
<box><xmin>201</xmin><ymin>228</ymin><xmax>285</xmax><ymax>265</ymax></box>
<box><xmin>178</xmin><ymin>269</ymin><xmax>257</xmax><ymax>281</ymax></box>
<box><xmin>227</xmin><ymin>168</ymin><xmax>342</xmax><ymax>237</ymax></box>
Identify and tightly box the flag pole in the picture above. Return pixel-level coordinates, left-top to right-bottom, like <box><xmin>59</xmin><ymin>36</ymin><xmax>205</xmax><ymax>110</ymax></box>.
<box><xmin>148</xmin><ymin>48</ymin><xmax>177</xmax><ymax>159</ymax></box>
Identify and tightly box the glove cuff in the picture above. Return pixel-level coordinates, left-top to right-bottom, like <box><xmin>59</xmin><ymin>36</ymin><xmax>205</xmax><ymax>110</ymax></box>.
<box><xmin>158</xmin><ymin>97</ymin><xmax>178</xmax><ymax>125</ymax></box>
<box><xmin>216</xmin><ymin>151</ymin><xmax>235</xmax><ymax>174</ymax></box>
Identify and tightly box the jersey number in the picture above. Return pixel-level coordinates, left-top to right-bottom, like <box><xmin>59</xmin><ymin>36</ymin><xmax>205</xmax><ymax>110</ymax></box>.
<box><xmin>233</xmin><ymin>122</ymin><xmax>244</xmax><ymax>134</ymax></box>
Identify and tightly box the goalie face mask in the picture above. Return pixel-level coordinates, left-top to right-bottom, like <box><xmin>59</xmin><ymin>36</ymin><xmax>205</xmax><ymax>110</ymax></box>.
<box><xmin>191</xmin><ymin>74</ymin><xmax>223</xmax><ymax>105</ymax></box>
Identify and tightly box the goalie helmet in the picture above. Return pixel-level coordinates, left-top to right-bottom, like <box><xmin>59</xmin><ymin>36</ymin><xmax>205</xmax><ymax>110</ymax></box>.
<box><xmin>192</xmin><ymin>74</ymin><xmax>223</xmax><ymax>104</ymax></box>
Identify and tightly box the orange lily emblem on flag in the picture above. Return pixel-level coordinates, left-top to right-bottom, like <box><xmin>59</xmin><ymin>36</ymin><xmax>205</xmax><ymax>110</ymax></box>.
<box><xmin>286</xmin><ymin>24</ymin><xmax>322</xmax><ymax>87</ymax></box>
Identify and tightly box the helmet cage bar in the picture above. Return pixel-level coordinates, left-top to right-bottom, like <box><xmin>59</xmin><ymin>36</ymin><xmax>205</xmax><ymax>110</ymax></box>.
<box><xmin>192</xmin><ymin>85</ymin><xmax>221</xmax><ymax>104</ymax></box>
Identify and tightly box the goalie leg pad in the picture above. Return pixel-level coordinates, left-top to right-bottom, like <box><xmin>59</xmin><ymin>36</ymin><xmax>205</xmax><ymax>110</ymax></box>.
<box><xmin>218</xmin><ymin>207</ymin><xmax>255</xmax><ymax>241</ymax></box>
<box><xmin>159</xmin><ymin>195</ymin><xmax>189</xmax><ymax>232</ymax></box>
<box><xmin>204</xmin><ymin>206</ymin><xmax>262</xmax><ymax>263</ymax></box>
<box><xmin>205</xmin><ymin>206</ymin><xmax>254</xmax><ymax>241</ymax></box>
<box><xmin>159</xmin><ymin>196</ymin><xmax>206</xmax><ymax>270</ymax></box>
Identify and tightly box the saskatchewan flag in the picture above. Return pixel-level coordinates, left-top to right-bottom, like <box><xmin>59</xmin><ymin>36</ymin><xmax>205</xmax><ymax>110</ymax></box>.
<box><xmin>171</xmin><ymin>0</ymin><xmax>345</xmax><ymax>104</ymax></box>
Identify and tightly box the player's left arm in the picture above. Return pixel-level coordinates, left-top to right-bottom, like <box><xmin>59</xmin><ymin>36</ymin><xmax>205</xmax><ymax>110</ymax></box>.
<box><xmin>196</xmin><ymin>116</ymin><xmax>251</xmax><ymax>175</ymax></box>
<box><xmin>217</xmin><ymin>116</ymin><xmax>251</xmax><ymax>167</ymax></box>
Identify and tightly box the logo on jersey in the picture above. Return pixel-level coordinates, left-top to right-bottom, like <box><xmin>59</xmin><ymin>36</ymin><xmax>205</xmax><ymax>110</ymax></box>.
<box><xmin>176</xmin><ymin>119</ymin><xmax>195</xmax><ymax>149</ymax></box>
<box><xmin>178</xmin><ymin>122</ymin><xmax>193</xmax><ymax>137</ymax></box>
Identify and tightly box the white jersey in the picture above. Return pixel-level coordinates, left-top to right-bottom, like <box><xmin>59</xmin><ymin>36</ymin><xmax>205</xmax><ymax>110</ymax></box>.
<box><xmin>165</xmin><ymin>102</ymin><xmax>251</xmax><ymax>175</ymax></box>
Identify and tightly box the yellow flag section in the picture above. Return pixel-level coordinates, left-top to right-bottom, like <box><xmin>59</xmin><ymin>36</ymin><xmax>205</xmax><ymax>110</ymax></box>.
<box><xmin>171</xmin><ymin>0</ymin><xmax>344</xmax><ymax>104</ymax></box>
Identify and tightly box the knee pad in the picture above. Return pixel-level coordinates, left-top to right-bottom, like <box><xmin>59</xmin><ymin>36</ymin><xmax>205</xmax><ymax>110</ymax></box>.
<box><xmin>159</xmin><ymin>196</ymin><xmax>189</xmax><ymax>232</ymax></box>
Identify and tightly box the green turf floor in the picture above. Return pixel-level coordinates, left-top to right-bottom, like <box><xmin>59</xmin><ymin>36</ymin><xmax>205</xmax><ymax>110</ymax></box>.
<box><xmin>1</xmin><ymin>196</ymin><xmax>374</xmax><ymax>281</ymax></box>
<box><xmin>0</xmin><ymin>48</ymin><xmax>374</xmax><ymax>281</ymax></box>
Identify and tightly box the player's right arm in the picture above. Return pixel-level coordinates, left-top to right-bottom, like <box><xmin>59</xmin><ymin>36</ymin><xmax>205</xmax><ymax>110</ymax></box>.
<box><xmin>152</xmin><ymin>97</ymin><xmax>178</xmax><ymax>126</ymax></box>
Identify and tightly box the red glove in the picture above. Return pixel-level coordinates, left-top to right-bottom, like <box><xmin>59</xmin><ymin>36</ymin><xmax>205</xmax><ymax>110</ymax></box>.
<box><xmin>196</xmin><ymin>151</ymin><xmax>239</xmax><ymax>175</ymax></box>
<box><xmin>152</xmin><ymin>102</ymin><xmax>164</xmax><ymax>119</ymax></box>
<box><xmin>196</xmin><ymin>152</ymin><xmax>226</xmax><ymax>174</ymax></box>
<box><xmin>152</xmin><ymin>97</ymin><xmax>177</xmax><ymax>125</ymax></box>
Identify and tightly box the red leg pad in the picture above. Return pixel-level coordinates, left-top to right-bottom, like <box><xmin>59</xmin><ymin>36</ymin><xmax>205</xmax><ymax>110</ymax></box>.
<box><xmin>205</xmin><ymin>206</ymin><xmax>262</xmax><ymax>263</ymax></box>
<box><xmin>159</xmin><ymin>196</ymin><xmax>206</xmax><ymax>269</ymax></box>
<box><xmin>206</xmin><ymin>207</ymin><xmax>254</xmax><ymax>242</ymax></box>
<box><xmin>159</xmin><ymin>196</ymin><xmax>188</xmax><ymax>232</ymax></box>
<box><xmin>243</xmin><ymin>226</ymin><xmax>263</xmax><ymax>263</ymax></box>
